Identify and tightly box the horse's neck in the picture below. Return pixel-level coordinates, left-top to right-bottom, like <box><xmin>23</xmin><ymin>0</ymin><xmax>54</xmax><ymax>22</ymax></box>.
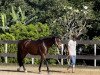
<box><xmin>44</xmin><ymin>38</ymin><xmax>54</xmax><ymax>47</ymax></box>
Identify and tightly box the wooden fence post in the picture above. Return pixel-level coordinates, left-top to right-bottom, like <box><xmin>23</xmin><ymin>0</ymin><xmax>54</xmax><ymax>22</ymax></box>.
<box><xmin>61</xmin><ymin>44</ymin><xmax>64</xmax><ymax>65</ymax></box>
<box><xmin>32</xmin><ymin>58</ymin><xmax>34</xmax><ymax>64</ymax></box>
<box><xmin>5</xmin><ymin>43</ymin><xmax>8</xmax><ymax>63</ymax></box>
<box><xmin>94</xmin><ymin>44</ymin><xmax>96</xmax><ymax>67</ymax></box>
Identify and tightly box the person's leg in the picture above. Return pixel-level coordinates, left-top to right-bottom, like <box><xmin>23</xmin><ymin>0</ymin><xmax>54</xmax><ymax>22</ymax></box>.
<box><xmin>71</xmin><ymin>56</ymin><xmax>76</xmax><ymax>73</ymax></box>
<box><xmin>67</xmin><ymin>56</ymin><xmax>71</xmax><ymax>71</ymax></box>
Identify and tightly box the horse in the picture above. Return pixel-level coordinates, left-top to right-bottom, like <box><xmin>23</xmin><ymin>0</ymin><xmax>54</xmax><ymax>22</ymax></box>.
<box><xmin>17</xmin><ymin>36</ymin><xmax>62</xmax><ymax>73</ymax></box>
<box><xmin>55</xmin><ymin>43</ymin><xmax>68</xmax><ymax>64</ymax></box>
<box><xmin>56</xmin><ymin>43</ymin><xmax>68</xmax><ymax>56</ymax></box>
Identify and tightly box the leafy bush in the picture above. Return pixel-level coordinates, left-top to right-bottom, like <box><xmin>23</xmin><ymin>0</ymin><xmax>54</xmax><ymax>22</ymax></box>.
<box><xmin>0</xmin><ymin>22</ymin><xmax>59</xmax><ymax>65</ymax></box>
<box><xmin>6</xmin><ymin>22</ymin><xmax>52</xmax><ymax>64</ymax></box>
<box><xmin>48</xmin><ymin>45</ymin><xmax>59</xmax><ymax>65</ymax></box>
<box><xmin>48</xmin><ymin>59</ymin><xmax>57</xmax><ymax>65</ymax></box>
<box><xmin>0</xmin><ymin>33</ymin><xmax>15</xmax><ymax>40</ymax></box>
<box><xmin>0</xmin><ymin>33</ymin><xmax>16</xmax><ymax>63</ymax></box>
<box><xmin>9</xmin><ymin>22</ymin><xmax>51</xmax><ymax>40</ymax></box>
<box><xmin>34</xmin><ymin>58</ymin><xmax>40</xmax><ymax>65</ymax></box>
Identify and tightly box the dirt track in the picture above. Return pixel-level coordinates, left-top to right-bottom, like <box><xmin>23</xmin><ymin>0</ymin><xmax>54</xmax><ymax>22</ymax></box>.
<box><xmin>0</xmin><ymin>64</ymin><xmax>100</xmax><ymax>75</ymax></box>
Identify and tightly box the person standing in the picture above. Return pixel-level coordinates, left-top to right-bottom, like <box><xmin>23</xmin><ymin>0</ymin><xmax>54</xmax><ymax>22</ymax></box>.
<box><xmin>67</xmin><ymin>35</ymin><xmax>77</xmax><ymax>73</ymax></box>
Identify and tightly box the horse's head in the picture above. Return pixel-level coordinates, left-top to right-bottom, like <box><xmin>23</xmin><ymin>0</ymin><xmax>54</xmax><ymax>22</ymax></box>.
<box><xmin>54</xmin><ymin>36</ymin><xmax>62</xmax><ymax>49</ymax></box>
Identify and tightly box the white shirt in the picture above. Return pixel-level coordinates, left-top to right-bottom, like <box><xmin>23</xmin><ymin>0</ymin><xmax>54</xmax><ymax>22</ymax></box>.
<box><xmin>68</xmin><ymin>40</ymin><xmax>76</xmax><ymax>56</ymax></box>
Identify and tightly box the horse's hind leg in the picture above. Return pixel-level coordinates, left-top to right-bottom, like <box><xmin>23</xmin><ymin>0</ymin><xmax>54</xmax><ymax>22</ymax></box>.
<box><xmin>17</xmin><ymin>51</ymin><xmax>27</xmax><ymax>72</ymax></box>
<box><xmin>18</xmin><ymin>57</ymin><xmax>27</xmax><ymax>72</ymax></box>
<box><xmin>17</xmin><ymin>50</ymin><xmax>22</xmax><ymax>71</ymax></box>
<box><xmin>17</xmin><ymin>58</ymin><xmax>27</xmax><ymax>72</ymax></box>
<box><xmin>21</xmin><ymin>54</ymin><xmax>27</xmax><ymax>72</ymax></box>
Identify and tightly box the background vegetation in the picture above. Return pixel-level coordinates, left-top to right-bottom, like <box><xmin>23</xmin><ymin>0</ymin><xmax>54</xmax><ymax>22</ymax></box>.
<box><xmin>0</xmin><ymin>0</ymin><xmax>100</xmax><ymax>65</ymax></box>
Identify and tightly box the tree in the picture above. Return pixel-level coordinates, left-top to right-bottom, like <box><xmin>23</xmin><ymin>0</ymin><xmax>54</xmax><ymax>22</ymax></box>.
<box><xmin>0</xmin><ymin>13</ymin><xmax>7</xmax><ymax>32</ymax></box>
<box><xmin>60</xmin><ymin>5</ymin><xmax>93</xmax><ymax>39</ymax></box>
<box><xmin>0</xmin><ymin>0</ymin><xmax>99</xmax><ymax>40</ymax></box>
<box><xmin>49</xmin><ymin>3</ymin><xmax>94</xmax><ymax>40</ymax></box>
<box><xmin>29</xmin><ymin>0</ymin><xmax>94</xmax><ymax>39</ymax></box>
<box><xmin>10</xmin><ymin>6</ymin><xmax>26</xmax><ymax>24</ymax></box>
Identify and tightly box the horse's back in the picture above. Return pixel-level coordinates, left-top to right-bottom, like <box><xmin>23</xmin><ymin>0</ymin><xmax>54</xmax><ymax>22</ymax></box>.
<box><xmin>18</xmin><ymin>39</ymin><xmax>31</xmax><ymax>48</ymax></box>
<box><xmin>17</xmin><ymin>39</ymin><xmax>44</xmax><ymax>55</ymax></box>
<box><xmin>17</xmin><ymin>39</ymin><xmax>31</xmax><ymax>53</ymax></box>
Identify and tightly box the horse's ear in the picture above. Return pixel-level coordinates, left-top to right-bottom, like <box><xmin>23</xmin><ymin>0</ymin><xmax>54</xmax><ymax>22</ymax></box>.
<box><xmin>54</xmin><ymin>37</ymin><xmax>57</xmax><ymax>41</ymax></box>
<box><xmin>54</xmin><ymin>37</ymin><xmax>58</xmax><ymax>45</ymax></box>
<box><xmin>54</xmin><ymin>36</ymin><xmax>60</xmax><ymax>42</ymax></box>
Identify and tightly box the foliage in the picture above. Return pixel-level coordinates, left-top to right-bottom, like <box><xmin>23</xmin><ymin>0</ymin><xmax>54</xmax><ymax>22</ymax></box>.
<box><xmin>93</xmin><ymin>36</ymin><xmax>100</xmax><ymax>40</ymax></box>
<box><xmin>48</xmin><ymin>45</ymin><xmax>60</xmax><ymax>65</ymax></box>
<box><xmin>10</xmin><ymin>6</ymin><xmax>19</xmax><ymax>23</ymax></box>
<box><xmin>0</xmin><ymin>13</ymin><xmax>7</xmax><ymax>32</ymax></box>
<box><xmin>10</xmin><ymin>6</ymin><xmax>27</xmax><ymax>24</ymax></box>
<box><xmin>0</xmin><ymin>0</ymin><xmax>98</xmax><ymax>39</ymax></box>
<box><xmin>93</xmin><ymin>36</ymin><xmax>100</xmax><ymax>55</ymax></box>
<box><xmin>34</xmin><ymin>58</ymin><xmax>40</xmax><ymax>65</ymax></box>
<box><xmin>49</xmin><ymin>2</ymin><xmax>94</xmax><ymax>39</ymax></box>
<box><xmin>0</xmin><ymin>0</ymin><xmax>100</xmax><ymax>65</ymax></box>
<box><xmin>24</xmin><ymin>58</ymin><xmax>32</xmax><ymax>64</ymax></box>
<box><xmin>0</xmin><ymin>33</ymin><xmax>16</xmax><ymax>63</ymax></box>
<box><xmin>0</xmin><ymin>33</ymin><xmax>15</xmax><ymax>40</ymax></box>
<box><xmin>9</xmin><ymin>22</ymin><xmax>51</xmax><ymax>63</ymax></box>
<box><xmin>48</xmin><ymin>45</ymin><xmax>58</xmax><ymax>55</ymax></box>
<box><xmin>0</xmin><ymin>21</ymin><xmax>51</xmax><ymax>63</ymax></box>
<box><xmin>18</xmin><ymin>6</ymin><xmax>26</xmax><ymax>23</ymax></box>
<box><xmin>48</xmin><ymin>59</ymin><xmax>57</xmax><ymax>65</ymax></box>
<box><xmin>9</xmin><ymin>22</ymin><xmax>51</xmax><ymax>40</ymax></box>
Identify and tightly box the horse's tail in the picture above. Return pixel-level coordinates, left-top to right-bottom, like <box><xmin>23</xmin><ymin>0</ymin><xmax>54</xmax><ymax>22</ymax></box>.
<box><xmin>17</xmin><ymin>41</ymin><xmax>23</xmax><ymax>67</ymax></box>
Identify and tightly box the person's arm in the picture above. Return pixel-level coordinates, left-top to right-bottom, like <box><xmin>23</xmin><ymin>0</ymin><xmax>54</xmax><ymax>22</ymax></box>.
<box><xmin>68</xmin><ymin>40</ymin><xmax>71</xmax><ymax>56</ymax></box>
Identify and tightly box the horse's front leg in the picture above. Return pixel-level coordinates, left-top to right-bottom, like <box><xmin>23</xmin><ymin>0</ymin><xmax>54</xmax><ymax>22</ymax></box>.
<box><xmin>42</xmin><ymin>54</ymin><xmax>49</xmax><ymax>73</ymax></box>
<box><xmin>39</xmin><ymin>58</ymin><xmax>43</xmax><ymax>73</ymax></box>
<box><xmin>44</xmin><ymin>59</ymin><xmax>49</xmax><ymax>73</ymax></box>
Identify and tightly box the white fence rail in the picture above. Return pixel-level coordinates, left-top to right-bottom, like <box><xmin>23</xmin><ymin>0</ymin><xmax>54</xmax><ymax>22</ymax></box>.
<box><xmin>0</xmin><ymin>40</ymin><xmax>100</xmax><ymax>66</ymax></box>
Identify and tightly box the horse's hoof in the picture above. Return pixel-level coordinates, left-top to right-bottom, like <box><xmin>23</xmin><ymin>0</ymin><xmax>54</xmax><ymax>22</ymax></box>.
<box><xmin>17</xmin><ymin>68</ymin><xmax>20</xmax><ymax>71</ymax></box>
<box><xmin>24</xmin><ymin>70</ymin><xmax>27</xmax><ymax>73</ymax></box>
<box><xmin>47</xmin><ymin>72</ymin><xmax>50</xmax><ymax>75</ymax></box>
<box><xmin>48</xmin><ymin>72</ymin><xmax>50</xmax><ymax>74</ymax></box>
<box><xmin>39</xmin><ymin>72</ymin><xmax>41</xmax><ymax>74</ymax></box>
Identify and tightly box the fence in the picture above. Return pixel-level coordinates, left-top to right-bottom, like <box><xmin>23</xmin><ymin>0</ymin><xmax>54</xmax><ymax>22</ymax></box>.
<box><xmin>0</xmin><ymin>40</ymin><xmax>100</xmax><ymax>67</ymax></box>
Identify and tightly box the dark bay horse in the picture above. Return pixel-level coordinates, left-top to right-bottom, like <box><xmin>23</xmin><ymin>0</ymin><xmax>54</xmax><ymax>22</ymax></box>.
<box><xmin>17</xmin><ymin>36</ymin><xmax>62</xmax><ymax>73</ymax></box>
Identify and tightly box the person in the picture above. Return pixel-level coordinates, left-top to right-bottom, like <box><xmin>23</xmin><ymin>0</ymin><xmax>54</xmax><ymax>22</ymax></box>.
<box><xmin>67</xmin><ymin>35</ymin><xmax>77</xmax><ymax>73</ymax></box>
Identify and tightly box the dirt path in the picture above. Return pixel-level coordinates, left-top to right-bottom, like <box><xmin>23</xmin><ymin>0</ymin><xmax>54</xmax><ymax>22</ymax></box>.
<box><xmin>0</xmin><ymin>64</ymin><xmax>100</xmax><ymax>75</ymax></box>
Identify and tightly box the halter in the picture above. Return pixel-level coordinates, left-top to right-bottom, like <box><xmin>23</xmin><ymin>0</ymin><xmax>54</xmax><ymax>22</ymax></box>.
<box><xmin>55</xmin><ymin>37</ymin><xmax>62</xmax><ymax>48</ymax></box>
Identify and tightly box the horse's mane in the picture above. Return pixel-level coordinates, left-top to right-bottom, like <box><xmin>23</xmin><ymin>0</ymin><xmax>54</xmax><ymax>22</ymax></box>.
<box><xmin>46</xmin><ymin>35</ymin><xmax>60</xmax><ymax>39</ymax></box>
<box><xmin>19</xmin><ymin>36</ymin><xmax>60</xmax><ymax>42</ymax></box>
<box><xmin>38</xmin><ymin>36</ymin><xmax>60</xmax><ymax>41</ymax></box>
